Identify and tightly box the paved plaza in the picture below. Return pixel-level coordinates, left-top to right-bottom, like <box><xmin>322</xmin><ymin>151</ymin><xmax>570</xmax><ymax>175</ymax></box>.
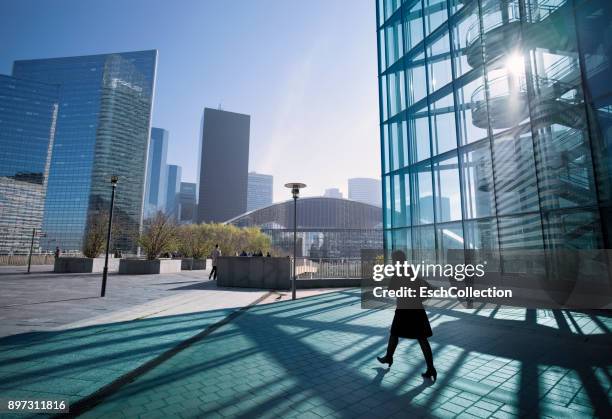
<box><xmin>0</xmin><ymin>268</ymin><xmax>610</xmax><ymax>418</ymax></box>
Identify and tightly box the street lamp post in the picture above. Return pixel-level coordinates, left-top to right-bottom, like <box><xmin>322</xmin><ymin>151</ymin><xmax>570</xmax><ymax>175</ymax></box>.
<box><xmin>101</xmin><ymin>175</ymin><xmax>118</xmax><ymax>297</ymax></box>
<box><xmin>284</xmin><ymin>182</ymin><xmax>306</xmax><ymax>300</ymax></box>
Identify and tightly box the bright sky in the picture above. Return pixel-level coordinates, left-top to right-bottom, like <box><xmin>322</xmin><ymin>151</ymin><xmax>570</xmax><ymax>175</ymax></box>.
<box><xmin>0</xmin><ymin>0</ymin><xmax>381</xmax><ymax>202</ymax></box>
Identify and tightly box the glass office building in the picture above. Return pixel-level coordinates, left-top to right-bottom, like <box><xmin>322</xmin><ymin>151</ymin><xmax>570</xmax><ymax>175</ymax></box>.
<box><xmin>247</xmin><ymin>172</ymin><xmax>273</xmax><ymax>212</ymax></box>
<box><xmin>13</xmin><ymin>50</ymin><xmax>157</xmax><ymax>252</ymax></box>
<box><xmin>144</xmin><ymin>127</ymin><xmax>168</xmax><ymax>218</ymax></box>
<box><xmin>0</xmin><ymin>75</ymin><xmax>59</xmax><ymax>254</ymax></box>
<box><xmin>165</xmin><ymin>164</ymin><xmax>182</xmax><ymax>220</ymax></box>
<box><xmin>377</xmin><ymin>0</ymin><xmax>612</xmax><ymax>265</ymax></box>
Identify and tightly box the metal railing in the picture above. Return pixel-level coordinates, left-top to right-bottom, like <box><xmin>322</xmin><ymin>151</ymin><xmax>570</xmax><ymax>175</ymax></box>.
<box><xmin>292</xmin><ymin>257</ymin><xmax>363</xmax><ymax>279</ymax></box>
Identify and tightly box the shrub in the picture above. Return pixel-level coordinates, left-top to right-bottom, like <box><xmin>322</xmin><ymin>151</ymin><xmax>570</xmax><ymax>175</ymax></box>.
<box><xmin>138</xmin><ymin>212</ymin><xmax>179</xmax><ymax>260</ymax></box>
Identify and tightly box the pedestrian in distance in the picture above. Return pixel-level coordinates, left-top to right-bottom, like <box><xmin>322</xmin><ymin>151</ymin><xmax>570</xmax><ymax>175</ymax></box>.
<box><xmin>209</xmin><ymin>244</ymin><xmax>221</xmax><ymax>280</ymax></box>
<box><xmin>377</xmin><ymin>250</ymin><xmax>437</xmax><ymax>382</ymax></box>
<box><xmin>54</xmin><ymin>246</ymin><xmax>61</xmax><ymax>259</ymax></box>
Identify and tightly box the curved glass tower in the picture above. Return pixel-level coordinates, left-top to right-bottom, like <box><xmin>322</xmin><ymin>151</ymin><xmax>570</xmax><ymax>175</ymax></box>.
<box><xmin>377</xmin><ymin>0</ymin><xmax>612</xmax><ymax>267</ymax></box>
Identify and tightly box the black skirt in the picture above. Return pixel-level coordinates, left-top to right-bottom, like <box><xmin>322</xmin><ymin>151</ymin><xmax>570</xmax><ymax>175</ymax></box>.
<box><xmin>390</xmin><ymin>308</ymin><xmax>432</xmax><ymax>339</ymax></box>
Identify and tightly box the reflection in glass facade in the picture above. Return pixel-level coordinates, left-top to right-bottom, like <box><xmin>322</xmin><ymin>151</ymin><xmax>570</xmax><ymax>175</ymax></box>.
<box><xmin>13</xmin><ymin>50</ymin><xmax>157</xmax><ymax>252</ymax></box>
<box><xmin>144</xmin><ymin>127</ymin><xmax>168</xmax><ymax>218</ymax></box>
<box><xmin>0</xmin><ymin>75</ymin><xmax>58</xmax><ymax>253</ymax></box>
<box><xmin>227</xmin><ymin>197</ymin><xmax>383</xmax><ymax>258</ymax></box>
<box><xmin>165</xmin><ymin>164</ymin><xmax>182</xmax><ymax>220</ymax></box>
<box><xmin>377</xmin><ymin>0</ymin><xmax>612</xmax><ymax>266</ymax></box>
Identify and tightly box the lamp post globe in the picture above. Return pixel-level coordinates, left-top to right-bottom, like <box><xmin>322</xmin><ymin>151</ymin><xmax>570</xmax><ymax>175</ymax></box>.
<box><xmin>284</xmin><ymin>182</ymin><xmax>306</xmax><ymax>300</ymax></box>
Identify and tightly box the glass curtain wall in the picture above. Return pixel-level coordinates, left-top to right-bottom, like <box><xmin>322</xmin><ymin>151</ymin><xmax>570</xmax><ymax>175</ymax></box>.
<box><xmin>377</xmin><ymin>0</ymin><xmax>612</xmax><ymax>268</ymax></box>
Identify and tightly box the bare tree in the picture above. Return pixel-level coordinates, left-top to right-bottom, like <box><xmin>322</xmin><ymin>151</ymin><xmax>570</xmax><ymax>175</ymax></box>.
<box><xmin>138</xmin><ymin>212</ymin><xmax>179</xmax><ymax>260</ymax></box>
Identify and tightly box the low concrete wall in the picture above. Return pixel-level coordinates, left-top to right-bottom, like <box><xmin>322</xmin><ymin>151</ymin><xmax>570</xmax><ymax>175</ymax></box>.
<box><xmin>181</xmin><ymin>258</ymin><xmax>207</xmax><ymax>271</ymax></box>
<box><xmin>118</xmin><ymin>259</ymin><xmax>182</xmax><ymax>275</ymax></box>
<box><xmin>216</xmin><ymin>257</ymin><xmax>291</xmax><ymax>290</ymax></box>
<box><xmin>297</xmin><ymin>278</ymin><xmax>361</xmax><ymax>288</ymax></box>
<box><xmin>54</xmin><ymin>257</ymin><xmax>119</xmax><ymax>273</ymax></box>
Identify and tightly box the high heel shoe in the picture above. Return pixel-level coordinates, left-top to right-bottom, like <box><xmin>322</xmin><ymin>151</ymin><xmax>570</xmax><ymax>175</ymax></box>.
<box><xmin>421</xmin><ymin>368</ymin><xmax>437</xmax><ymax>382</ymax></box>
<box><xmin>377</xmin><ymin>355</ymin><xmax>393</xmax><ymax>367</ymax></box>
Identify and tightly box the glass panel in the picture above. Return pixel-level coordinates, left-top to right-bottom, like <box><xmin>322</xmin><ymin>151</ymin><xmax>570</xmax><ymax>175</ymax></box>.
<box><xmin>437</xmin><ymin>222</ymin><xmax>464</xmax><ymax>264</ymax></box>
<box><xmin>392</xmin><ymin>227</ymin><xmax>412</xmax><ymax>252</ymax></box>
<box><xmin>498</xmin><ymin>214</ymin><xmax>545</xmax><ymax>274</ymax></box>
<box><xmin>456</xmin><ymin>72</ymin><xmax>489</xmax><ymax>145</ymax></box>
<box><xmin>464</xmin><ymin>217</ymin><xmax>501</xmax><ymax>271</ymax></box>
<box><xmin>462</xmin><ymin>141</ymin><xmax>495</xmax><ymax>219</ymax></box>
<box><xmin>427</xmin><ymin>31</ymin><xmax>452</xmax><ymax>93</ymax></box>
<box><xmin>392</xmin><ymin>173</ymin><xmax>409</xmax><ymax>227</ymax></box>
<box><xmin>382</xmin><ymin>123</ymin><xmax>390</xmax><ymax>174</ymax></box>
<box><xmin>492</xmin><ymin>132</ymin><xmax>540</xmax><ymax>215</ymax></box>
<box><xmin>413</xmin><ymin>225</ymin><xmax>436</xmax><ymax>263</ymax></box>
<box><xmin>380</xmin><ymin>74</ymin><xmax>388</xmax><ymax>122</ymax></box>
<box><xmin>408</xmin><ymin>104</ymin><xmax>431</xmax><ymax>163</ymax></box>
<box><xmin>543</xmin><ymin>209</ymin><xmax>603</xmax><ymax>250</ymax></box>
<box><xmin>404</xmin><ymin>0</ymin><xmax>424</xmax><ymax>53</ymax></box>
<box><xmin>406</xmin><ymin>52</ymin><xmax>427</xmax><ymax>106</ymax></box>
<box><xmin>430</xmin><ymin>92</ymin><xmax>457</xmax><ymax>155</ymax></box>
<box><xmin>388</xmin><ymin>70</ymin><xmax>406</xmax><ymax>118</ymax></box>
<box><xmin>384</xmin><ymin>175</ymin><xmax>392</xmax><ymax>228</ymax></box>
<box><xmin>385</xmin><ymin>20</ymin><xmax>404</xmax><ymax>70</ymax></box>
<box><xmin>424</xmin><ymin>0</ymin><xmax>448</xmax><ymax>36</ymax></box>
<box><xmin>412</xmin><ymin>161</ymin><xmax>434</xmax><ymax>225</ymax></box>
<box><xmin>433</xmin><ymin>154</ymin><xmax>462</xmax><ymax>222</ymax></box>
<box><xmin>451</xmin><ymin>7</ymin><xmax>480</xmax><ymax>78</ymax></box>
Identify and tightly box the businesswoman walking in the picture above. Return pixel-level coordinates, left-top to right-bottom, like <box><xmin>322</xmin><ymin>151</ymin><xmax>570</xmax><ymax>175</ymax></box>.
<box><xmin>376</xmin><ymin>250</ymin><xmax>436</xmax><ymax>382</ymax></box>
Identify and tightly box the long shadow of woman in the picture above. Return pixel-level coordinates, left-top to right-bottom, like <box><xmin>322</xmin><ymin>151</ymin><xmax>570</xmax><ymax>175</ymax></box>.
<box><xmin>376</xmin><ymin>250</ymin><xmax>437</xmax><ymax>382</ymax></box>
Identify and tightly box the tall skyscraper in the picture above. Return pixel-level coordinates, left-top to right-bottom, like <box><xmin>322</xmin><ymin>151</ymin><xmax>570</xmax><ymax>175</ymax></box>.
<box><xmin>376</xmin><ymin>0</ymin><xmax>612</xmax><ymax>260</ymax></box>
<box><xmin>13</xmin><ymin>50</ymin><xmax>157</xmax><ymax>252</ymax></box>
<box><xmin>165</xmin><ymin>164</ymin><xmax>182</xmax><ymax>219</ymax></box>
<box><xmin>247</xmin><ymin>172</ymin><xmax>273</xmax><ymax>211</ymax></box>
<box><xmin>348</xmin><ymin>178</ymin><xmax>382</xmax><ymax>207</ymax></box>
<box><xmin>179</xmin><ymin>182</ymin><xmax>197</xmax><ymax>224</ymax></box>
<box><xmin>144</xmin><ymin>127</ymin><xmax>168</xmax><ymax>218</ymax></box>
<box><xmin>324</xmin><ymin>188</ymin><xmax>343</xmax><ymax>199</ymax></box>
<box><xmin>0</xmin><ymin>75</ymin><xmax>59</xmax><ymax>254</ymax></box>
<box><xmin>197</xmin><ymin>108</ymin><xmax>250</xmax><ymax>223</ymax></box>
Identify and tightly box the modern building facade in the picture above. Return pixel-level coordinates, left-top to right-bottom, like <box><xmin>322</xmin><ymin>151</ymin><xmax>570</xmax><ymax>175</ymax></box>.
<box><xmin>13</xmin><ymin>50</ymin><xmax>157</xmax><ymax>252</ymax></box>
<box><xmin>227</xmin><ymin>197</ymin><xmax>383</xmax><ymax>258</ymax></box>
<box><xmin>376</xmin><ymin>0</ymin><xmax>612</xmax><ymax>266</ymax></box>
<box><xmin>348</xmin><ymin>177</ymin><xmax>382</xmax><ymax>207</ymax></box>
<box><xmin>179</xmin><ymin>181</ymin><xmax>197</xmax><ymax>224</ymax></box>
<box><xmin>247</xmin><ymin>172</ymin><xmax>273</xmax><ymax>212</ymax></box>
<box><xmin>144</xmin><ymin>127</ymin><xmax>168</xmax><ymax>218</ymax></box>
<box><xmin>324</xmin><ymin>188</ymin><xmax>343</xmax><ymax>199</ymax></box>
<box><xmin>165</xmin><ymin>164</ymin><xmax>182</xmax><ymax>219</ymax></box>
<box><xmin>197</xmin><ymin>108</ymin><xmax>250</xmax><ymax>223</ymax></box>
<box><xmin>0</xmin><ymin>75</ymin><xmax>58</xmax><ymax>254</ymax></box>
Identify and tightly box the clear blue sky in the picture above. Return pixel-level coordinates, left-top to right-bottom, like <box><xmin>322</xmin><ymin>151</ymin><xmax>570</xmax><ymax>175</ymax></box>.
<box><xmin>0</xmin><ymin>0</ymin><xmax>380</xmax><ymax>202</ymax></box>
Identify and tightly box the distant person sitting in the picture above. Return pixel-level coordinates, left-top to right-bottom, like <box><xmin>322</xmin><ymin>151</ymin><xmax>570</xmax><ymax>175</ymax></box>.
<box><xmin>240</xmin><ymin>250</ymin><xmax>248</xmax><ymax>257</ymax></box>
<box><xmin>254</xmin><ymin>250</ymin><xmax>263</xmax><ymax>257</ymax></box>
<box><xmin>54</xmin><ymin>246</ymin><xmax>61</xmax><ymax>259</ymax></box>
<box><xmin>209</xmin><ymin>244</ymin><xmax>221</xmax><ymax>280</ymax></box>
<box><xmin>266</xmin><ymin>252</ymin><xmax>271</xmax><ymax>257</ymax></box>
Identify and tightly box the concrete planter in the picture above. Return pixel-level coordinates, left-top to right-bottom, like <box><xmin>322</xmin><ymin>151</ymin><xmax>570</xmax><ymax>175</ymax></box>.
<box><xmin>180</xmin><ymin>258</ymin><xmax>207</xmax><ymax>271</ymax></box>
<box><xmin>54</xmin><ymin>257</ymin><xmax>119</xmax><ymax>273</ymax></box>
<box><xmin>216</xmin><ymin>257</ymin><xmax>291</xmax><ymax>290</ymax></box>
<box><xmin>118</xmin><ymin>259</ymin><xmax>182</xmax><ymax>275</ymax></box>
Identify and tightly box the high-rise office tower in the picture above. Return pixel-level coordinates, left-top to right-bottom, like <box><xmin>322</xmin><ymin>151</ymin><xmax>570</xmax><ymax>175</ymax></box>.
<box><xmin>348</xmin><ymin>178</ymin><xmax>382</xmax><ymax>207</ymax></box>
<box><xmin>165</xmin><ymin>165</ymin><xmax>182</xmax><ymax>219</ymax></box>
<box><xmin>247</xmin><ymin>172</ymin><xmax>273</xmax><ymax>211</ymax></box>
<box><xmin>324</xmin><ymin>188</ymin><xmax>343</xmax><ymax>199</ymax></box>
<box><xmin>0</xmin><ymin>75</ymin><xmax>59</xmax><ymax>254</ymax></box>
<box><xmin>376</xmin><ymin>0</ymin><xmax>612</xmax><ymax>261</ymax></box>
<box><xmin>197</xmin><ymin>108</ymin><xmax>250</xmax><ymax>223</ymax></box>
<box><xmin>13</xmin><ymin>50</ymin><xmax>157</xmax><ymax>252</ymax></box>
<box><xmin>144</xmin><ymin>127</ymin><xmax>168</xmax><ymax>218</ymax></box>
<box><xmin>179</xmin><ymin>182</ymin><xmax>197</xmax><ymax>223</ymax></box>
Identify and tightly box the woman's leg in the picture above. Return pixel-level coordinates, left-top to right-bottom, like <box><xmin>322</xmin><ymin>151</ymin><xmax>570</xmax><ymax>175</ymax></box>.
<box><xmin>417</xmin><ymin>338</ymin><xmax>434</xmax><ymax>371</ymax></box>
<box><xmin>385</xmin><ymin>334</ymin><xmax>399</xmax><ymax>359</ymax></box>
